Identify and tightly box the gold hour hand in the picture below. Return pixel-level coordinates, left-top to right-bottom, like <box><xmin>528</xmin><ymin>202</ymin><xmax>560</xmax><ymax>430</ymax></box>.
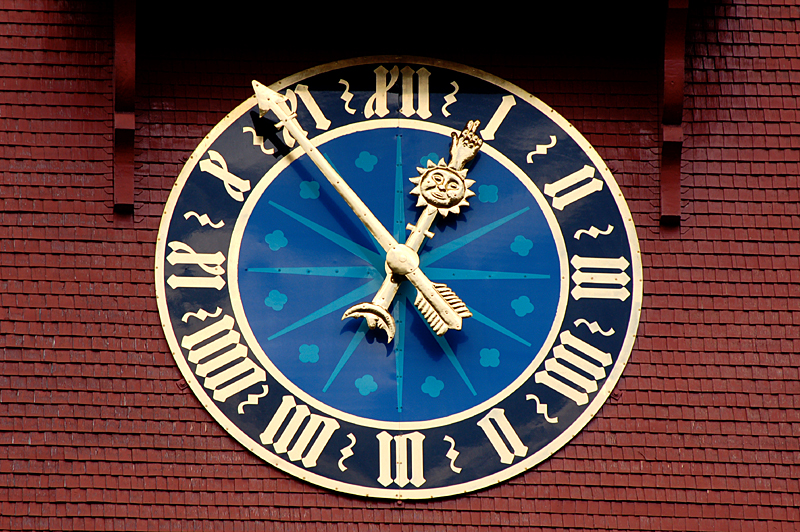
<box><xmin>344</xmin><ymin>119</ymin><xmax>483</xmax><ymax>341</ymax></box>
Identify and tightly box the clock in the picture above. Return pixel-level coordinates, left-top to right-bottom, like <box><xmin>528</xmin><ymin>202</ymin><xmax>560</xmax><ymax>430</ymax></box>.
<box><xmin>155</xmin><ymin>56</ymin><xmax>642</xmax><ymax>499</ymax></box>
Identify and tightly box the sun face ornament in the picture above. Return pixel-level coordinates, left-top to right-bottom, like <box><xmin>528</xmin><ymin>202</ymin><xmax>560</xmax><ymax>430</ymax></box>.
<box><xmin>155</xmin><ymin>57</ymin><xmax>642</xmax><ymax>499</ymax></box>
<box><xmin>414</xmin><ymin>163</ymin><xmax>471</xmax><ymax>212</ymax></box>
<box><xmin>412</xmin><ymin>121</ymin><xmax>479</xmax><ymax>215</ymax></box>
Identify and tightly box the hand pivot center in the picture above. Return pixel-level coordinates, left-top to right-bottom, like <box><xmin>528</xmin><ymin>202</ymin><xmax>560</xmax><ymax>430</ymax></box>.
<box><xmin>385</xmin><ymin>245</ymin><xmax>419</xmax><ymax>276</ymax></box>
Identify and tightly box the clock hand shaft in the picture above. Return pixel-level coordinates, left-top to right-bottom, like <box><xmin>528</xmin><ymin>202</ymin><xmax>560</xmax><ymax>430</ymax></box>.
<box><xmin>368</xmin><ymin>205</ymin><xmax>438</xmax><ymax>309</ymax></box>
<box><xmin>343</xmin><ymin>119</ymin><xmax>483</xmax><ymax>338</ymax></box>
<box><xmin>252</xmin><ymin>81</ymin><xmax>397</xmax><ymax>253</ymax></box>
<box><xmin>404</xmin><ymin>206</ymin><xmax>438</xmax><ymax>253</ymax></box>
<box><xmin>368</xmin><ymin>205</ymin><xmax>468</xmax><ymax>333</ymax></box>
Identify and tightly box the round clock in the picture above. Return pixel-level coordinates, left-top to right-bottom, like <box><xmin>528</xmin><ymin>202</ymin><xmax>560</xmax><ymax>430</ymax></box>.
<box><xmin>155</xmin><ymin>56</ymin><xmax>642</xmax><ymax>499</ymax></box>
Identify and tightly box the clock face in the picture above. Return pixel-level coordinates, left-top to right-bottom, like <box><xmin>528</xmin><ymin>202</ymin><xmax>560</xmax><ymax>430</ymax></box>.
<box><xmin>155</xmin><ymin>57</ymin><xmax>642</xmax><ymax>499</ymax></box>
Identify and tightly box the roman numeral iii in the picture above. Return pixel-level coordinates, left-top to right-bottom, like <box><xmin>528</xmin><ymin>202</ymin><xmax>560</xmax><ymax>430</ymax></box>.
<box><xmin>571</xmin><ymin>255</ymin><xmax>631</xmax><ymax>301</ymax></box>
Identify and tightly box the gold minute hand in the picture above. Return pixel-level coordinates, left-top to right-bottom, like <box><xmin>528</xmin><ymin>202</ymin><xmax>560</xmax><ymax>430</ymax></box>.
<box><xmin>252</xmin><ymin>80</ymin><xmax>463</xmax><ymax>340</ymax></box>
<box><xmin>252</xmin><ymin>80</ymin><xmax>397</xmax><ymax>253</ymax></box>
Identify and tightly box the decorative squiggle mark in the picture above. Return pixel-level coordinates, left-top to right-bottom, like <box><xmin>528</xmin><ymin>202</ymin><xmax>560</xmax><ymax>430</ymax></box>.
<box><xmin>526</xmin><ymin>394</ymin><xmax>558</xmax><ymax>424</ymax></box>
<box><xmin>443</xmin><ymin>435</ymin><xmax>462</xmax><ymax>473</ymax></box>
<box><xmin>181</xmin><ymin>306</ymin><xmax>222</xmax><ymax>323</ymax></box>
<box><xmin>526</xmin><ymin>135</ymin><xmax>557</xmax><ymax>163</ymax></box>
<box><xmin>574</xmin><ymin>224</ymin><xmax>614</xmax><ymax>240</ymax></box>
<box><xmin>339</xmin><ymin>79</ymin><xmax>356</xmax><ymax>115</ymax></box>
<box><xmin>242</xmin><ymin>126</ymin><xmax>275</xmax><ymax>155</ymax></box>
<box><xmin>183</xmin><ymin>211</ymin><xmax>224</xmax><ymax>229</ymax></box>
<box><xmin>442</xmin><ymin>81</ymin><xmax>459</xmax><ymax>117</ymax></box>
<box><xmin>573</xmin><ymin>318</ymin><xmax>615</xmax><ymax>336</ymax></box>
<box><xmin>338</xmin><ymin>433</ymin><xmax>356</xmax><ymax>471</ymax></box>
<box><xmin>237</xmin><ymin>384</ymin><xmax>269</xmax><ymax>414</ymax></box>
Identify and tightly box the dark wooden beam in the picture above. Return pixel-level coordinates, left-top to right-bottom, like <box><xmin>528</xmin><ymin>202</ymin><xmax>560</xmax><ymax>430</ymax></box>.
<box><xmin>660</xmin><ymin>0</ymin><xmax>688</xmax><ymax>226</ymax></box>
<box><xmin>113</xmin><ymin>0</ymin><xmax>135</xmax><ymax>213</ymax></box>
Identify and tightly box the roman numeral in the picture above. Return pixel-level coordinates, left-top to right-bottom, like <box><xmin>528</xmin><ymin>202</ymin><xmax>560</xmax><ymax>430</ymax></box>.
<box><xmin>276</xmin><ymin>84</ymin><xmax>332</xmax><ymax>148</ymax></box>
<box><xmin>480</xmin><ymin>95</ymin><xmax>516</xmax><ymax>141</ymax></box>
<box><xmin>376</xmin><ymin>431</ymin><xmax>426</xmax><ymax>488</ymax></box>
<box><xmin>477</xmin><ymin>408</ymin><xmax>528</xmax><ymax>464</ymax></box>
<box><xmin>198</xmin><ymin>150</ymin><xmax>251</xmax><ymax>202</ymax></box>
<box><xmin>400</xmin><ymin>66</ymin><xmax>431</xmax><ymax>119</ymax></box>
<box><xmin>543</xmin><ymin>165</ymin><xmax>603</xmax><ymax>210</ymax></box>
<box><xmin>571</xmin><ymin>255</ymin><xmax>631</xmax><ymax>301</ymax></box>
<box><xmin>180</xmin><ymin>314</ymin><xmax>267</xmax><ymax>402</ymax></box>
<box><xmin>534</xmin><ymin>330</ymin><xmax>612</xmax><ymax>406</ymax></box>
<box><xmin>365</xmin><ymin>65</ymin><xmax>431</xmax><ymax>119</ymax></box>
<box><xmin>166</xmin><ymin>241</ymin><xmax>226</xmax><ymax>290</ymax></box>
<box><xmin>260</xmin><ymin>395</ymin><xmax>339</xmax><ymax>468</ymax></box>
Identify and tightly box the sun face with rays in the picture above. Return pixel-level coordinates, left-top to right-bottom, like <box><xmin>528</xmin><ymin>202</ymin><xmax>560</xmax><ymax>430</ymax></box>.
<box><xmin>410</xmin><ymin>159</ymin><xmax>476</xmax><ymax>216</ymax></box>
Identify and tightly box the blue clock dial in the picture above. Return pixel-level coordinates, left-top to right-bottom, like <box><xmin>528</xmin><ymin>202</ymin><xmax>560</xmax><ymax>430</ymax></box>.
<box><xmin>155</xmin><ymin>57</ymin><xmax>642</xmax><ymax>499</ymax></box>
<box><xmin>232</xmin><ymin>124</ymin><xmax>564</xmax><ymax>423</ymax></box>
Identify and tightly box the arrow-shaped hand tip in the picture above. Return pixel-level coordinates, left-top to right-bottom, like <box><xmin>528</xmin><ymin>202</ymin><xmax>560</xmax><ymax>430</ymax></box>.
<box><xmin>252</xmin><ymin>80</ymin><xmax>284</xmax><ymax>115</ymax></box>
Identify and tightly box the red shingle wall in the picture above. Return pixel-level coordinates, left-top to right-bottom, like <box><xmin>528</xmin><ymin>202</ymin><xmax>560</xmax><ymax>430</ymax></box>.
<box><xmin>1</xmin><ymin>1</ymin><xmax>798</xmax><ymax>531</ymax></box>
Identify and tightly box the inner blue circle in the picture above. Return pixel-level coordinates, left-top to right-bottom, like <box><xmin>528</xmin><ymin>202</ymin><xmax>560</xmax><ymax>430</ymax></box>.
<box><xmin>237</xmin><ymin>127</ymin><xmax>562</xmax><ymax>423</ymax></box>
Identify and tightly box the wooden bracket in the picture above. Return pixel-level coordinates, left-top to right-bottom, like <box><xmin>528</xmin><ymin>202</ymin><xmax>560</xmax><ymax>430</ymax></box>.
<box><xmin>113</xmin><ymin>0</ymin><xmax>136</xmax><ymax>213</ymax></box>
<box><xmin>660</xmin><ymin>0</ymin><xmax>688</xmax><ymax>226</ymax></box>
